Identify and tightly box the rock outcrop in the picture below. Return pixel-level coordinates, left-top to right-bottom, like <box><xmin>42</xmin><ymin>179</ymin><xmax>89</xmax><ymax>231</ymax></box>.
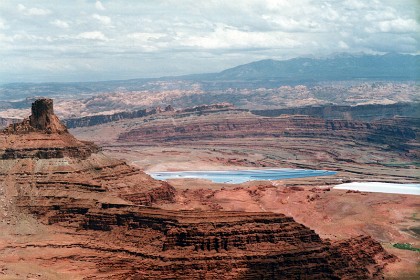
<box><xmin>5</xmin><ymin>98</ymin><xmax>67</xmax><ymax>134</ymax></box>
<box><xmin>29</xmin><ymin>98</ymin><xmax>68</xmax><ymax>132</ymax></box>
<box><xmin>0</xmin><ymin>99</ymin><xmax>397</xmax><ymax>279</ymax></box>
<box><xmin>1</xmin><ymin>98</ymin><xmax>99</xmax><ymax>159</ymax></box>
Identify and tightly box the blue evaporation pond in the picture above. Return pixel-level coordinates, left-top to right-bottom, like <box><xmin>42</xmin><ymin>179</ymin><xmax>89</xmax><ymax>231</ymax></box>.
<box><xmin>149</xmin><ymin>168</ymin><xmax>337</xmax><ymax>184</ymax></box>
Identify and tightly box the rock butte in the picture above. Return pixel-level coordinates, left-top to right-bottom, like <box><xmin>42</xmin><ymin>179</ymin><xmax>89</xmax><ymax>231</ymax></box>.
<box><xmin>0</xmin><ymin>99</ymin><xmax>397</xmax><ymax>279</ymax></box>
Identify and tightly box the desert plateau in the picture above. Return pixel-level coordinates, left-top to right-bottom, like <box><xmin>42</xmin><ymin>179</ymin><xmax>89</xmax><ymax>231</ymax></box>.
<box><xmin>1</xmin><ymin>1</ymin><xmax>419</xmax><ymax>278</ymax></box>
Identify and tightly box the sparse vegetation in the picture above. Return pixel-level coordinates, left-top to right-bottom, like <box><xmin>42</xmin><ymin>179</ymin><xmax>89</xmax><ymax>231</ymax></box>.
<box><xmin>393</xmin><ymin>243</ymin><xmax>420</xmax><ymax>252</ymax></box>
<box><xmin>383</xmin><ymin>162</ymin><xmax>420</xmax><ymax>168</ymax></box>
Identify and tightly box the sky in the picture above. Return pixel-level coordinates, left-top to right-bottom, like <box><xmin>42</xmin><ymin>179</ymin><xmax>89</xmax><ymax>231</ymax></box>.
<box><xmin>0</xmin><ymin>0</ymin><xmax>419</xmax><ymax>83</ymax></box>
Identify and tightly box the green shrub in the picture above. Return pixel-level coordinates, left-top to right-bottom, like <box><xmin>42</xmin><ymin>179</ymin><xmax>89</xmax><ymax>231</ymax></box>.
<box><xmin>393</xmin><ymin>243</ymin><xmax>420</xmax><ymax>252</ymax></box>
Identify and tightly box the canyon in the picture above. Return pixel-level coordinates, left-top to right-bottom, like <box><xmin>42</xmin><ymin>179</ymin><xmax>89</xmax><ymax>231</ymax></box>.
<box><xmin>69</xmin><ymin>101</ymin><xmax>419</xmax><ymax>279</ymax></box>
<box><xmin>0</xmin><ymin>100</ymin><xmax>411</xmax><ymax>279</ymax></box>
<box><xmin>72</xmin><ymin>103</ymin><xmax>419</xmax><ymax>183</ymax></box>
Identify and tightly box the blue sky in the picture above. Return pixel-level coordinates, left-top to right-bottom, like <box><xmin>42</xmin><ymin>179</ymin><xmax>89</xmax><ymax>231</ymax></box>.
<box><xmin>0</xmin><ymin>0</ymin><xmax>418</xmax><ymax>83</ymax></box>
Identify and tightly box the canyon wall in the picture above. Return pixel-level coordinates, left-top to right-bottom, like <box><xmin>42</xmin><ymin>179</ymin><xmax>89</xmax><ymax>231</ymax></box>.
<box><xmin>118</xmin><ymin>114</ymin><xmax>417</xmax><ymax>151</ymax></box>
<box><xmin>252</xmin><ymin>102</ymin><xmax>419</xmax><ymax>121</ymax></box>
<box><xmin>63</xmin><ymin>104</ymin><xmax>233</xmax><ymax>129</ymax></box>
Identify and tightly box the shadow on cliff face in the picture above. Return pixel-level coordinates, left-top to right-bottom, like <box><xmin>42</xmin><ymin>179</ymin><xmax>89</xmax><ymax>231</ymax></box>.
<box><xmin>238</xmin><ymin>235</ymin><xmax>397</xmax><ymax>280</ymax></box>
<box><xmin>240</xmin><ymin>259</ymin><xmax>339</xmax><ymax>280</ymax></box>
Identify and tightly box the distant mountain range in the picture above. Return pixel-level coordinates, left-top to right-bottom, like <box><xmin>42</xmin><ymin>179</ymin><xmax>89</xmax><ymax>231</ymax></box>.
<box><xmin>195</xmin><ymin>52</ymin><xmax>419</xmax><ymax>81</ymax></box>
<box><xmin>0</xmin><ymin>53</ymin><xmax>418</xmax><ymax>101</ymax></box>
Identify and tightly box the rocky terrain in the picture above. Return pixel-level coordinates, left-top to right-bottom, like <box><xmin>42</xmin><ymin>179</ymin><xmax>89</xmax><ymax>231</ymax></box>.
<box><xmin>0</xmin><ymin>81</ymin><xmax>418</xmax><ymax>121</ymax></box>
<box><xmin>0</xmin><ymin>99</ymin><xmax>406</xmax><ymax>279</ymax></box>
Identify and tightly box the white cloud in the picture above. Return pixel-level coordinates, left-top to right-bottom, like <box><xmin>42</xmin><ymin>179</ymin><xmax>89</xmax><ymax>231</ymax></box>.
<box><xmin>364</xmin><ymin>10</ymin><xmax>397</xmax><ymax>22</ymax></box>
<box><xmin>51</xmin><ymin>19</ymin><xmax>69</xmax><ymax>29</ymax></box>
<box><xmin>377</xmin><ymin>18</ymin><xmax>418</xmax><ymax>33</ymax></box>
<box><xmin>262</xmin><ymin>15</ymin><xmax>323</xmax><ymax>32</ymax></box>
<box><xmin>125</xmin><ymin>32</ymin><xmax>171</xmax><ymax>52</ymax></box>
<box><xmin>343</xmin><ymin>0</ymin><xmax>368</xmax><ymax>10</ymax></box>
<box><xmin>338</xmin><ymin>41</ymin><xmax>349</xmax><ymax>49</ymax></box>
<box><xmin>77</xmin><ymin>31</ymin><xmax>108</xmax><ymax>41</ymax></box>
<box><xmin>0</xmin><ymin>19</ymin><xmax>8</xmax><ymax>30</ymax></box>
<box><xmin>95</xmin><ymin>1</ymin><xmax>106</xmax><ymax>11</ymax></box>
<box><xmin>0</xmin><ymin>33</ymin><xmax>13</xmax><ymax>43</ymax></box>
<box><xmin>17</xmin><ymin>4</ymin><xmax>25</xmax><ymax>11</ymax></box>
<box><xmin>365</xmin><ymin>18</ymin><xmax>419</xmax><ymax>34</ymax></box>
<box><xmin>17</xmin><ymin>3</ymin><xmax>51</xmax><ymax>16</ymax></box>
<box><xmin>92</xmin><ymin>14</ymin><xmax>112</xmax><ymax>25</ymax></box>
<box><xmin>127</xmin><ymin>32</ymin><xmax>167</xmax><ymax>41</ymax></box>
<box><xmin>183</xmin><ymin>25</ymin><xmax>300</xmax><ymax>50</ymax></box>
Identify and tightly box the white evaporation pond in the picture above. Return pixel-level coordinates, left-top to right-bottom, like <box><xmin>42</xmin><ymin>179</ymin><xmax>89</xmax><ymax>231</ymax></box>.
<box><xmin>334</xmin><ymin>182</ymin><xmax>420</xmax><ymax>195</ymax></box>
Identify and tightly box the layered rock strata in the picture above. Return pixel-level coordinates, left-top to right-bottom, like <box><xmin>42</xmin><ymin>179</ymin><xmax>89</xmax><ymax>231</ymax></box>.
<box><xmin>118</xmin><ymin>113</ymin><xmax>417</xmax><ymax>151</ymax></box>
<box><xmin>38</xmin><ymin>207</ymin><xmax>396</xmax><ymax>279</ymax></box>
<box><xmin>0</xmin><ymin>99</ymin><xmax>396</xmax><ymax>279</ymax></box>
<box><xmin>62</xmin><ymin>102</ymin><xmax>420</xmax><ymax>130</ymax></box>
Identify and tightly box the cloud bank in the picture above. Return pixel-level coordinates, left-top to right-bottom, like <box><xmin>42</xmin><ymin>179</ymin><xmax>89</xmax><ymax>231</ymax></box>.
<box><xmin>0</xmin><ymin>0</ymin><xmax>418</xmax><ymax>82</ymax></box>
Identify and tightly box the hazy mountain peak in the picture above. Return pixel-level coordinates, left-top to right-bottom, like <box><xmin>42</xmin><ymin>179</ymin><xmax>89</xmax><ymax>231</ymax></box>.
<box><xmin>213</xmin><ymin>53</ymin><xmax>419</xmax><ymax>81</ymax></box>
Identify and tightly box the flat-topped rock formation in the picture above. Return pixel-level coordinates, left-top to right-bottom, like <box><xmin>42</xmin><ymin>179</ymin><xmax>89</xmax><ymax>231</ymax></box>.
<box><xmin>0</xmin><ymin>99</ymin><xmax>397</xmax><ymax>279</ymax></box>
<box><xmin>4</xmin><ymin>98</ymin><xmax>67</xmax><ymax>134</ymax></box>
<box><xmin>1</xmin><ymin>98</ymin><xmax>100</xmax><ymax>159</ymax></box>
<box><xmin>63</xmin><ymin>103</ymin><xmax>234</xmax><ymax>129</ymax></box>
<box><xmin>29</xmin><ymin>98</ymin><xmax>67</xmax><ymax>132</ymax></box>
